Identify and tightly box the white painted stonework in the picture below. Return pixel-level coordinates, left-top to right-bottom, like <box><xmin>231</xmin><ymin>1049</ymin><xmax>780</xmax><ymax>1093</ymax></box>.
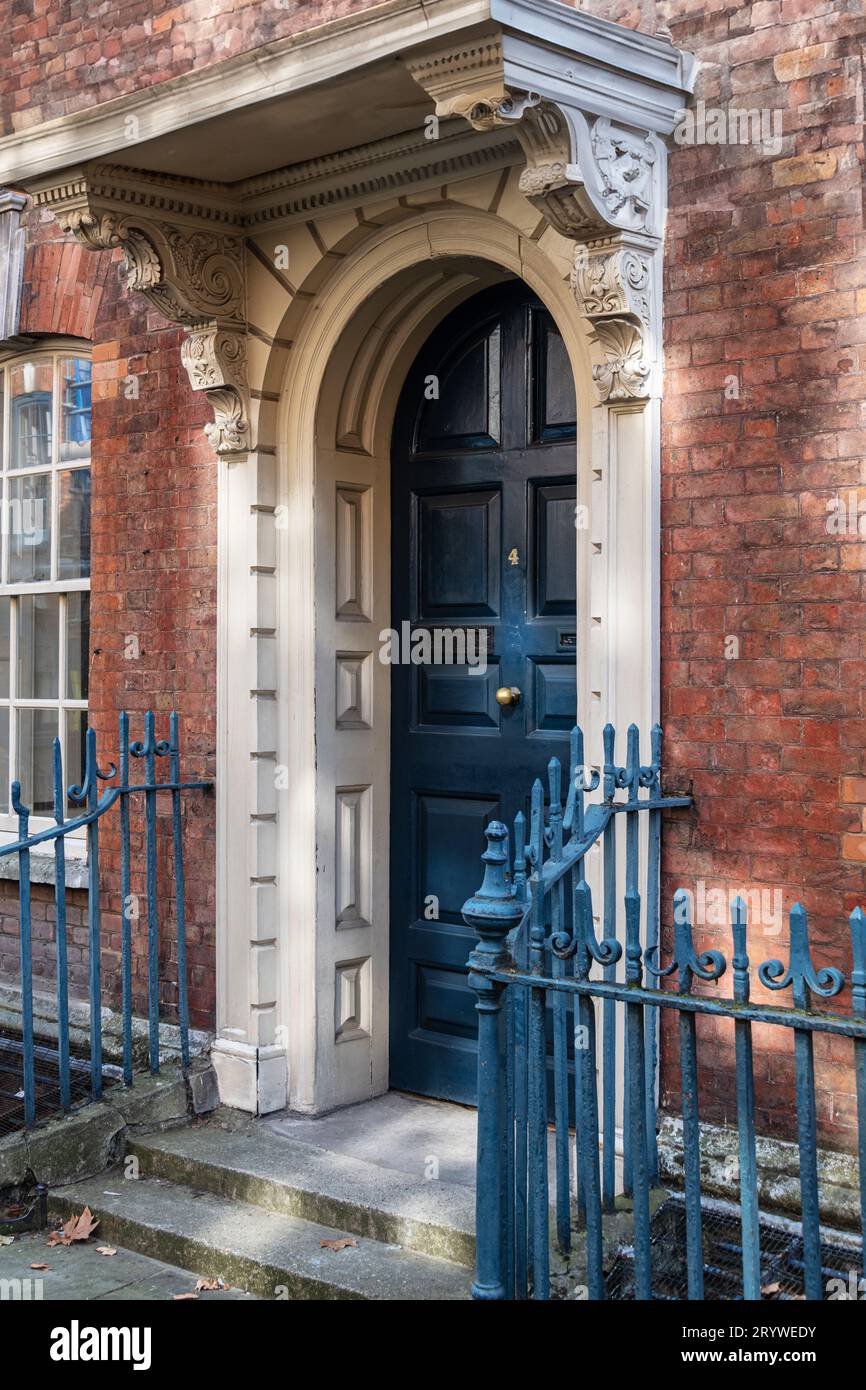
<box><xmin>4</xmin><ymin>0</ymin><xmax>695</xmax><ymax>1114</ymax></box>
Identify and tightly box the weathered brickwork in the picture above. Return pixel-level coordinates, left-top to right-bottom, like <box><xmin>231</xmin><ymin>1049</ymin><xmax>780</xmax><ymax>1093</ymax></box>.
<box><xmin>0</xmin><ymin>884</ymin><xmax>88</xmax><ymax>994</ymax></box>
<box><xmin>2</xmin><ymin>0</ymin><xmax>388</xmax><ymax>135</ymax></box>
<box><xmin>642</xmin><ymin>0</ymin><xmax>864</xmax><ymax>1151</ymax></box>
<box><xmin>0</xmin><ymin>202</ymin><xmax>217</xmax><ymax>1031</ymax></box>
<box><xmin>87</xmin><ymin>289</ymin><xmax>217</xmax><ymax>1032</ymax></box>
<box><xmin>2</xmin><ymin>0</ymin><xmax>864</xmax><ymax>1139</ymax></box>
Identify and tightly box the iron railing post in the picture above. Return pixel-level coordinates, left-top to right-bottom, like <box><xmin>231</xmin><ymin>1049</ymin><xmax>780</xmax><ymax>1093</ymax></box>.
<box><xmin>463</xmin><ymin>820</ymin><xmax>524</xmax><ymax>1301</ymax></box>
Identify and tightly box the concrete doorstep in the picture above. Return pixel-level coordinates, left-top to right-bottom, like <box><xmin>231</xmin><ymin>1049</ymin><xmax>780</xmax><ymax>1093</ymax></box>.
<box><xmin>48</xmin><ymin>1171</ymin><xmax>470</xmax><ymax>1301</ymax></box>
<box><xmin>22</xmin><ymin>1094</ymin><xmax>475</xmax><ymax>1300</ymax></box>
<box><xmin>2</xmin><ymin>1067</ymin><xmax>477</xmax><ymax>1300</ymax></box>
<box><xmin>0</xmin><ymin>1229</ymin><xmax>259</xmax><ymax>1301</ymax></box>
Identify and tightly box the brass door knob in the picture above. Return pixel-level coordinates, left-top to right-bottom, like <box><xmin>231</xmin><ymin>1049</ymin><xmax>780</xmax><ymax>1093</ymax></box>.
<box><xmin>495</xmin><ymin>686</ymin><xmax>521</xmax><ymax>707</ymax></box>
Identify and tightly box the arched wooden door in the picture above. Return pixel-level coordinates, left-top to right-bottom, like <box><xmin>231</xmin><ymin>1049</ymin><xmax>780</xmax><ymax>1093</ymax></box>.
<box><xmin>389</xmin><ymin>281</ymin><xmax>578</xmax><ymax>1102</ymax></box>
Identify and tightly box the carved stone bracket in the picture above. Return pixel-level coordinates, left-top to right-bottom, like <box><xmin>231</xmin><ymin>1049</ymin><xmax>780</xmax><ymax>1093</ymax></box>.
<box><xmin>571</xmin><ymin>239</ymin><xmax>656</xmax><ymax>401</ymax></box>
<box><xmin>404</xmin><ymin>36</ymin><xmax>674</xmax><ymax>403</ymax></box>
<box><xmin>180</xmin><ymin>326</ymin><xmax>250</xmax><ymax>456</ymax></box>
<box><xmin>520</xmin><ymin>107</ymin><xmax>663</xmax><ymax>400</ymax></box>
<box><xmin>52</xmin><ymin>197</ymin><xmax>250</xmax><ymax>456</ymax></box>
<box><xmin>515</xmin><ymin>104</ymin><xmax>661</xmax><ymax>244</ymax></box>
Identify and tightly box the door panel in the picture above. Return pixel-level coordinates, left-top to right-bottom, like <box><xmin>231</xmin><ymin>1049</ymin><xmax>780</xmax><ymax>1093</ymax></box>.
<box><xmin>532</xmin><ymin>481</ymin><xmax>579</xmax><ymax>616</ymax></box>
<box><xmin>417</xmin><ymin>489</ymin><xmax>501</xmax><ymax>619</ymax></box>
<box><xmin>390</xmin><ymin>281</ymin><xmax>577</xmax><ymax>1102</ymax></box>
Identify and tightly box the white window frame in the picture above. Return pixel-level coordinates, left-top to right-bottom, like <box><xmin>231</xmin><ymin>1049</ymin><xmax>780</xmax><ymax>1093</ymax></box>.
<box><xmin>0</xmin><ymin>341</ymin><xmax>91</xmax><ymax>855</ymax></box>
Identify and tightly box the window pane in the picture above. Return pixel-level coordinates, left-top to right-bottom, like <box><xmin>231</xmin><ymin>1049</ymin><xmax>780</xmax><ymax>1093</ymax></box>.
<box><xmin>16</xmin><ymin>707</ymin><xmax>57</xmax><ymax>815</ymax></box>
<box><xmin>58</xmin><ymin>466</ymin><xmax>91</xmax><ymax>580</ymax></box>
<box><xmin>0</xmin><ymin>707</ymin><xmax>8</xmax><ymax>815</ymax></box>
<box><xmin>9</xmin><ymin>360</ymin><xmax>53</xmax><ymax>470</ymax></box>
<box><xmin>0</xmin><ymin>597</ymin><xmax>8</xmax><ymax>698</ymax></box>
<box><xmin>60</xmin><ymin>358</ymin><xmax>92</xmax><ymax>462</ymax></box>
<box><xmin>66</xmin><ymin>592</ymin><xmax>89</xmax><ymax>700</ymax></box>
<box><xmin>66</xmin><ymin>709</ymin><xmax>86</xmax><ymax>810</ymax></box>
<box><xmin>8</xmin><ymin>472</ymin><xmax>51</xmax><ymax>582</ymax></box>
<box><xmin>17</xmin><ymin>593</ymin><xmax>59</xmax><ymax>699</ymax></box>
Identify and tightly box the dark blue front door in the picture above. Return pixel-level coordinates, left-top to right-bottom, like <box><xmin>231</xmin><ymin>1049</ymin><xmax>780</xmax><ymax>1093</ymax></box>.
<box><xmin>389</xmin><ymin>281</ymin><xmax>578</xmax><ymax>1102</ymax></box>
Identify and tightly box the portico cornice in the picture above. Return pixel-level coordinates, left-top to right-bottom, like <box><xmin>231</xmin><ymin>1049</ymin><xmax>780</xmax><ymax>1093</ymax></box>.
<box><xmin>16</xmin><ymin>0</ymin><xmax>695</xmax><ymax>443</ymax></box>
<box><xmin>404</xmin><ymin>7</ymin><xmax>695</xmax><ymax>401</ymax></box>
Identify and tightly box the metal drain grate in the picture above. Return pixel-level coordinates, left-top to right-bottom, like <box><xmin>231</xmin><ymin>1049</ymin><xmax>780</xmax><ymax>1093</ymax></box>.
<box><xmin>0</xmin><ymin>1031</ymin><xmax>102</xmax><ymax>1136</ymax></box>
<box><xmin>605</xmin><ymin>1196</ymin><xmax>863</xmax><ymax>1301</ymax></box>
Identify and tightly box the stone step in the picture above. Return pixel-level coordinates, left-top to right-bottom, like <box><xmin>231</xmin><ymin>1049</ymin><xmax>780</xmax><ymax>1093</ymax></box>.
<box><xmin>128</xmin><ymin>1120</ymin><xmax>475</xmax><ymax>1268</ymax></box>
<box><xmin>49</xmin><ymin>1172</ymin><xmax>471</xmax><ymax>1301</ymax></box>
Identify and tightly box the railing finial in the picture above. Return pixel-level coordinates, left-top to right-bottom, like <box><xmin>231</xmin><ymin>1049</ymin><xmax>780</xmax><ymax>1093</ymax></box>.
<box><xmin>759</xmin><ymin>902</ymin><xmax>845</xmax><ymax>1009</ymax></box>
<box><xmin>462</xmin><ymin>821</ymin><xmax>524</xmax><ymax>963</ymax></box>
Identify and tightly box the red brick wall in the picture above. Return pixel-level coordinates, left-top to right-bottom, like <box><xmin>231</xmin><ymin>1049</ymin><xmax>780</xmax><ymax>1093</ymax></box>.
<box><xmin>0</xmin><ymin>203</ymin><xmax>217</xmax><ymax>1032</ymax></box>
<box><xmin>1</xmin><ymin>0</ymin><xmax>391</xmax><ymax>135</ymax></box>
<box><xmin>87</xmin><ymin>281</ymin><xmax>217</xmax><ymax>1032</ymax></box>
<box><xmin>0</xmin><ymin>885</ymin><xmax>89</xmax><ymax>999</ymax></box>
<box><xmin>588</xmin><ymin>0</ymin><xmax>864</xmax><ymax>1151</ymax></box>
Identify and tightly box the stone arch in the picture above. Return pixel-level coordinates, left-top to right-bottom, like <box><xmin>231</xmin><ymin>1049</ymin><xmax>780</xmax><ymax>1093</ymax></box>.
<box><xmin>240</xmin><ymin>207</ymin><xmax>595</xmax><ymax>1111</ymax></box>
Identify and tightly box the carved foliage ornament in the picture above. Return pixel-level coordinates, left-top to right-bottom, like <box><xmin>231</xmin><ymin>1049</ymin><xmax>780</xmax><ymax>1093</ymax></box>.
<box><xmin>150</xmin><ymin>230</ymin><xmax>245</xmax><ymax>328</ymax></box>
<box><xmin>202</xmin><ymin>387</ymin><xmax>250</xmax><ymax>456</ymax></box>
<box><xmin>59</xmin><ymin>210</ymin><xmax>162</xmax><ymax>293</ymax></box>
<box><xmin>572</xmin><ymin>245</ymin><xmax>654</xmax><ymax>401</ymax></box>
<box><xmin>571</xmin><ymin>246</ymin><xmax>652</xmax><ymax>330</ymax></box>
<box><xmin>590</xmin><ymin>320</ymin><xmax>650</xmax><ymax>403</ymax></box>
<box><xmin>59</xmin><ymin>205</ymin><xmax>249</xmax><ymax>455</ymax></box>
<box><xmin>180</xmin><ymin>327</ymin><xmax>250</xmax><ymax>457</ymax></box>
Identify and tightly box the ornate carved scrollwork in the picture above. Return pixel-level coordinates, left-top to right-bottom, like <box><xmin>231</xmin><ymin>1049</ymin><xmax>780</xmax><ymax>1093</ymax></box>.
<box><xmin>405</xmin><ymin>46</ymin><xmax>664</xmax><ymax>402</ymax></box>
<box><xmin>571</xmin><ymin>242</ymin><xmax>655</xmax><ymax>401</ymax></box>
<box><xmin>56</xmin><ymin>201</ymin><xmax>250</xmax><ymax>455</ymax></box>
<box><xmin>571</xmin><ymin>244</ymin><xmax>652</xmax><ymax>328</ymax></box>
<box><xmin>60</xmin><ymin>210</ymin><xmax>163</xmax><ymax>293</ymax></box>
<box><xmin>454</xmin><ymin>88</ymin><xmax>542</xmax><ymax>132</ymax></box>
<box><xmin>148</xmin><ymin>230</ymin><xmax>245</xmax><ymax>328</ymax></box>
<box><xmin>587</xmin><ymin>320</ymin><xmax>650</xmax><ymax>402</ymax></box>
<box><xmin>180</xmin><ymin>327</ymin><xmax>250</xmax><ymax>456</ymax></box>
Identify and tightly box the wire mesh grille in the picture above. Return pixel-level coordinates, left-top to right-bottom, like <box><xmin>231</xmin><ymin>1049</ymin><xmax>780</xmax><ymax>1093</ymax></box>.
<box><xmin>605</xmin><ymin>1196</ymin><xmax>863</xmax><ymax>1301</ymax></box>
<box><xmin>0</xmin><ymin>1030</ymin><xmax>100</xmax><ymax>1137</ymax></box>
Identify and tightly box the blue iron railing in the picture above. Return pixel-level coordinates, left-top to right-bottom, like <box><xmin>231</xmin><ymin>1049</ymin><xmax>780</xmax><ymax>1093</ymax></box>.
<box><xmin>462</xmin><ymin>721</ymin><xmax>866</xmax><ymax>1301</ymax></box>
<box><xmin>1</xmin><ymin>711</ymin><xmax>211</xmax><ymax>1131</ymax></box>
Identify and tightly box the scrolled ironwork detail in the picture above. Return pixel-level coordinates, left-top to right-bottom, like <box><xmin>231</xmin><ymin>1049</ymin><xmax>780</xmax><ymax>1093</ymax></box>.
<box><xmin>758</xmin><ymin>903</ymin><xmax>845</xmax><ymax>1005</ymax></box>
<box><xmin>645</xmin><ymin>889</ymin><xmax>726</xmax><ymax>990</ymax></box>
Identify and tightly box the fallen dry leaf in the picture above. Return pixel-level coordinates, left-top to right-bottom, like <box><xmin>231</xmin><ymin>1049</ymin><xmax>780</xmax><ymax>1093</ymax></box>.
<box><xmin>195</xmin><ymin>1277</ymin><xmax>230</xmax><ymax>1291</ymax></box>
<box><xmin>320</xmin><ymin>1237</ymin><xmax>358</xmax><ymax>1252</ymax></box>
<box><xmin>30</xmin><ymin>1263</ymin><xmax>49</xmax><ymax>1271</ymax></box>
<box><xmin>95</xmin><ymin>1247</ymin><xmax>117</xmax><ymax>1257</ymax></box>
<box><xmin>47</xmin><ymin>1206</ymin><xmax>99</xmax><ymax>1248</ymax></box>
<box><xmin>173</xmin><ymin>1292</ymin><xmax>198</xmax><ymax>1301</ymax></box>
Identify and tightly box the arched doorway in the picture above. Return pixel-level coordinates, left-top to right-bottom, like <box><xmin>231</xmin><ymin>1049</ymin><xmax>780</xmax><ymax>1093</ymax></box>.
<box><xmin>389</xmin><ymin>281</ymin><xmax>578</xmax><ymax>1102</ymax></box>
<box><xmin>251</xmin><ymin>209</ymin><xmax>606</xmax><ymax>1116</ymax></box>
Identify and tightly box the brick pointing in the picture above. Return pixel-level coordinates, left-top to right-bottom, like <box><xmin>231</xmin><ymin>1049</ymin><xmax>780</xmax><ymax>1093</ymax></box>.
<box><xmin>0</xmin><ymin>204</ymin><xmax>216</xmax><ymax>1032</ymax></box>
<box><xmin>589</xmin><ymin>0</ymin><xmax>866</xmax><ymax>1152</ymax></box>
<box><xmin>2</xmin><ymin>0</ymin><xmax>394</xmax><ymax>136</ymax></box>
